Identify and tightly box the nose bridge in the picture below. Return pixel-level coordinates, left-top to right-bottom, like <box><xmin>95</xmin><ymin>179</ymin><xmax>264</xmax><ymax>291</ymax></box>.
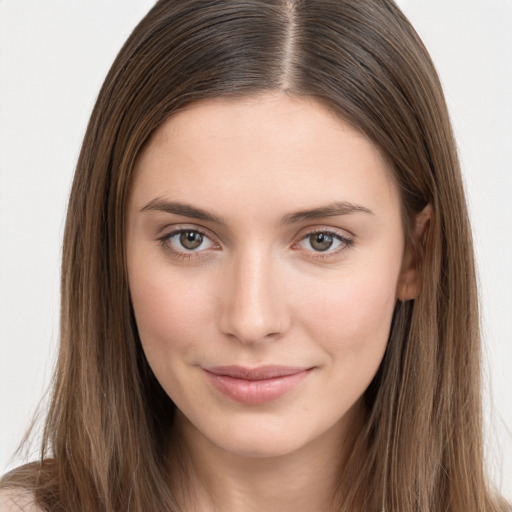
<box><xmin>219</xmin><ymin>244</ymin><xmax>287</xmax><ymax>343</ymax></box>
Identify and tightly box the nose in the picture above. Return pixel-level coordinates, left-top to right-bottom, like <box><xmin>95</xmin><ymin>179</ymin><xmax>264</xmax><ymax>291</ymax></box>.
<box><xmin>218</xmin><ymin>248</ymin><xmax>290</xmax><ymax>344</ymax></box>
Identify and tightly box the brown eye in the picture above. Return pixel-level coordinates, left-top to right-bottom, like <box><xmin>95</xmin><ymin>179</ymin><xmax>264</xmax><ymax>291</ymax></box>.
<box><xmin>297</xmin><ymin>230</ymin><xmax>351</xmax><ymax>256</ymax></box>
<box><xmin>160</xmin><ymin>228</ymin><xmax>216</xmax><ymax>256</ymax></box>
<box><xmin>179</xmin><ymin>231</ymin><xmax>204</xmax><ymax>250</ymax></box>
<box><xmin>309</xmin><ymin>232</ymin><xmax>334</xmax><ymax>252</ymax></box>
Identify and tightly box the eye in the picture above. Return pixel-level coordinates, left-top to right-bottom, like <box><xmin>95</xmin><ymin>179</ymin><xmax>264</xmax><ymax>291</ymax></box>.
<box><xmin>159</xmin><ymin>228</ymin><xmax>217</xmax><ymax>255</ymax></box>
<box><xmin>297</xmin><ymin>230</ymin><xmax>352</xmax><ymax>255</ymax></box>
<box><xmin>177</xmin><ymin>230</ymin><xmax>206</xmax><ymax>250</ymax></box>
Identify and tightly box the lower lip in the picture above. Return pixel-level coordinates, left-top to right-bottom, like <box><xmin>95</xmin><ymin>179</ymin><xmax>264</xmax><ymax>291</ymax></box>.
<box><xmin>204</xmin><ymin>369</ymin><xmax>312</xmax><ymax>405</ymax></box>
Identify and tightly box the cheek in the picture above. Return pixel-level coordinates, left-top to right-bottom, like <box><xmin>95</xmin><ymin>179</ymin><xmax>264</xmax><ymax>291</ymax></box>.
<box><xmin>128</xmin><ymin>261</ymin><xmax>215</xmax><ymax>363</ymax></box>
<box><xmin>128</xmin><ymin>264</ymin><xmax>220</xmax><ymax>409</ymax></box>
<box><xmin>298</xmin><ymin>260</ymin><xmax>399</xmax><ymax>374</ymax></box>
<box><xmin>295</xmin><ymin>266</ymin><xmax>398</xmax><ymax>419</ymax></box>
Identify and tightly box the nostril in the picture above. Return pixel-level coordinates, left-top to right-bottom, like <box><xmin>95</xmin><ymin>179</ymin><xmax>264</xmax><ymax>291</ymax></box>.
<box><xmin>218</xmin><ymin>301</ymin><xmax>289</xmax><ymax>344</ymax></box>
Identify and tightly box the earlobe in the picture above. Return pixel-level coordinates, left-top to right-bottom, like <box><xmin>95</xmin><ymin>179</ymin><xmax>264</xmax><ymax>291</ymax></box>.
<box><xmin>397</xmin><ymin>203</ymin><xmax>432</xmax><ymax>301</ymax></box>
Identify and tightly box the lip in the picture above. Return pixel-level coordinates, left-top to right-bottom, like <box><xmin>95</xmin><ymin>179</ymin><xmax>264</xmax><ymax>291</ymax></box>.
<box><xmin>203</xmin><ymin>365</ymin><xmax>313</xmax><ymax>405</ymax></box>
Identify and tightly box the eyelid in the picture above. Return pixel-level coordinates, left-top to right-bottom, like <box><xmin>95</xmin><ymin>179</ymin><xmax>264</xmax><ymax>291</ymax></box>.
<box><xmin>295</xmin><ymin>224</ymin><xmax>354</xmax><ymax>240</ymax></box>
<box><xmin>156</xmin><ymin>224</ymin><xmax>221</xmax><ymax>259</ymax></box>
<box><xmin>292</xmin><ymin>226</ymin><xmax>354</xmax><ymax>256</ymax></box>
<box><xmin>155</xmin><ymin>222</ymin><xmax>214</xmax><ymax>238</ymax></box>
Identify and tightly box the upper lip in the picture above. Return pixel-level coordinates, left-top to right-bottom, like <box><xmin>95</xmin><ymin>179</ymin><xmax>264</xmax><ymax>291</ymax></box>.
<box><xmin>204</xmin><ymin>365</ymin><xmax>312</xmax><ymax>381</ymax></box>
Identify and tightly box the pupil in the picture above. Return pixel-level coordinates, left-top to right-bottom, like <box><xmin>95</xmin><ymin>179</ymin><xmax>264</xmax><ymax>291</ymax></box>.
<box><xmin>310</xmin><ymin>233</ymin><xmax>333</xmax><ymax>251</ymax></box>
<box><xmin>180</xmin><ymin>231</ymin><xmax>203</xmax><ymax>250</ymax></box>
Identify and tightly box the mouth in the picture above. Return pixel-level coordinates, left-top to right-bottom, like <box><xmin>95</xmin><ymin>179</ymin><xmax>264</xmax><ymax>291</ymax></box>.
<box><xmin>203</xmin><ymin>365</ymin><xmax>314</xmax><ymax>405</ymax></box>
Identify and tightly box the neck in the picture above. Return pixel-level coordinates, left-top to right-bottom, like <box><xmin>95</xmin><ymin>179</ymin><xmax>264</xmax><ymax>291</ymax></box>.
<box><xmin>167</xmin><ymin>406</ymin><xmax>365</xmax><ymax>512</ymax></box>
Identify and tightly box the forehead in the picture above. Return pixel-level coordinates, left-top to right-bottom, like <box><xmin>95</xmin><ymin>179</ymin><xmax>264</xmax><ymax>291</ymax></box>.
<box><xmin>130</xmin><ymin>92</ymin><xmax>399</xmax><ymax>219</ymax></box>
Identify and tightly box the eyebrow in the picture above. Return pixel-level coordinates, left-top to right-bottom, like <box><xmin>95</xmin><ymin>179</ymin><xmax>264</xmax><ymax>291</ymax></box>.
<box><xmin>281</xmin><ymin>201</ymin><xmax>374</xmax><ymax>224</ymax></box>
<box><xmin>140</xmin><ymin>198</ymin><xmax>373</xmax><ymax>225</ymax></box>
<box><xmin>140</xmin><ymin>198</ymin><xmax>227</xmax><ymax>226</ymax></box>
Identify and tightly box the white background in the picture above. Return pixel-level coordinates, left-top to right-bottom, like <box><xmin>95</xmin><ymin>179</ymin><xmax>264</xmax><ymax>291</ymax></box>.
<box><xmin>0</xmin><ymin>0</ymin><xmax>510</xmax><ymax>499</ymax></box>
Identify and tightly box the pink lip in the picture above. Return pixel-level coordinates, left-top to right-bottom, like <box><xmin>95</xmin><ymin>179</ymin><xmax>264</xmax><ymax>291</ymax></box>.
<box><xmin>203</xmin><ymin>365</ymin><xmax>313</xmax><ymax>405</ymax></box>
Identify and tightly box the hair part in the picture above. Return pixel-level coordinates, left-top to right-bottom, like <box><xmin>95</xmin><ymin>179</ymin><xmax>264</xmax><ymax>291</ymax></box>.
<box><xmin>280</xmin><ymin>0</ymin><xmax>297</xmax><ymax>90</ymax></box>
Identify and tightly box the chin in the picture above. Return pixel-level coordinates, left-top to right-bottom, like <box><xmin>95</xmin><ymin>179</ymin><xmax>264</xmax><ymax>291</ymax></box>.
<box><xmin>182</xmin><ymin>405</ymin><xmax>351</xmax><ymax>462</ymax></box>
<box><xmin>212</xmin><ymin>431</ymin><xmax>308</xmax><ymax>459</ymax></box>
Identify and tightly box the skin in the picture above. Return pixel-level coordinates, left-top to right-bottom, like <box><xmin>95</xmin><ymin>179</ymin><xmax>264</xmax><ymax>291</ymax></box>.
<box><xmin>126</xmin><ymin>92</ymin><xmax>422</xmax><ymax>512</ymax></box>
<box><xmin>0</xmin><ymin>489</ymin><xmax>40</xmax><ymax>512</ymax></box>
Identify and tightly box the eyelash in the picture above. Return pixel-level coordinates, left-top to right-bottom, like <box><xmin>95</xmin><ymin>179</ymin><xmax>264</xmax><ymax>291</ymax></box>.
<box><xmin>295</xmin><ymin>229</ymin><xmax>353</xmax><ymax>258</ymax></box>
<box><xmin>157</xmin><ymin>227</ymin><xmax>217</xmax><ymax>261</ymax></box>
<box><xmin>157</xmin><ymin>227</ymin><xmax>353</xmax><ymax>260</ymax></box>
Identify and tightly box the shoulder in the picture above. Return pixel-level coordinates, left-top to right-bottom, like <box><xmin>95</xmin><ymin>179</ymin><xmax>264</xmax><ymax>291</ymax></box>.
<box><xmin>0</xmin><ymin>488</ymin><xmax>41</xmax><ymax>512</ymax></box>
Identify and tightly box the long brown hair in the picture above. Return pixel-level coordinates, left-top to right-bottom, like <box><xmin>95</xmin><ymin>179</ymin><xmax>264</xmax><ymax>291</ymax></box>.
<box><xmin>2</xmin><ymin>1</ymin><xmax>509</xmax><ymax>511</ymax></box>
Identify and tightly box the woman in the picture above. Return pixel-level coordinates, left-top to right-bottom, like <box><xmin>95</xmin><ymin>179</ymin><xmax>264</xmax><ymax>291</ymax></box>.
<box><xmin>1</xmin><ymin>0</ymin><xmax>509</xmax><ymax>510</ymax></box>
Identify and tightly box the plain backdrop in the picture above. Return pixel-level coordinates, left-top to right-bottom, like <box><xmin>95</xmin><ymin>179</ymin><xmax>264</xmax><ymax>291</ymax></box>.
<box><xmin>0</xmin><ymin>0</ymin><xmax>511</xmax><ymax>499</ymax></box>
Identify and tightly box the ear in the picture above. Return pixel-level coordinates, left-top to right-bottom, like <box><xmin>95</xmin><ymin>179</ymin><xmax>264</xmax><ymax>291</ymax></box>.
<box><xmin>397</xmin><ymin>203</ymin><xmax>432</xmax><ymax>301</ymax></box>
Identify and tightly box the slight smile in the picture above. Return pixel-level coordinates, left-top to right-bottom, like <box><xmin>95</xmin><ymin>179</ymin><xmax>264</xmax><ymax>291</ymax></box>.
<box><xmin>203</xmin><ymin>366</ymin><xmax>314</xmax><ymax>406</ymax></box>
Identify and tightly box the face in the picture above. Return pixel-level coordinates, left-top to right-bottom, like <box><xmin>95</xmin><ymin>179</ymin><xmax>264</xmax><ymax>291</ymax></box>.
<box><xmin>126</xmin><ymin>93</ymin><xmax>409</xmax><ymax>459</ymax></box>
